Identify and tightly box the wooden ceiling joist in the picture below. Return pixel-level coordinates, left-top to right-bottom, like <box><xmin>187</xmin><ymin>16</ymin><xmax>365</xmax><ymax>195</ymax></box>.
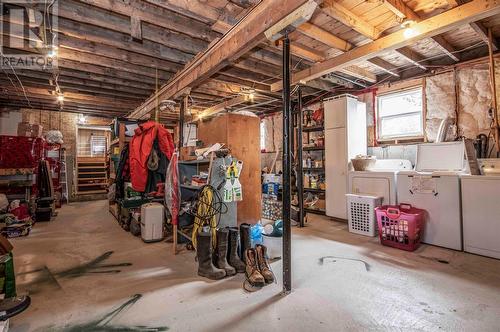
<box><xmin>297</xmin><ymin>22</ymin><xmax>353</xmax><ymax>51</ymax></box>
<box><xmin>270</xmin><ymin>0</ymin><xmax>500</xmax><ymax>91</ymax></box>
<box><xmin>75</xmin><ymin>0</ymin><xmax>218</xmax><ymax>42</ymax></box>
<box><xmin>469</xmin><ymin>21</ymin><xmax>499</xmax><ymax>51</ymax></box>
<box><xmin>128</xmin><ymin>0</ymin><xmax>310</xmax><ymax>119</ymax></box>
<box><xmin>381</xmin><ymin>0</ymin><xmax>460</xmax><ymax>62</ymax></box>
<box><xmin>366</xmin><ymin>57</ymin><xmax>400</xmax><ymax>77</ymax></box>
<box><xmin>321</xmin><ymin>0</ymin><xmax>381</xmax><ymax>40</ymax></box>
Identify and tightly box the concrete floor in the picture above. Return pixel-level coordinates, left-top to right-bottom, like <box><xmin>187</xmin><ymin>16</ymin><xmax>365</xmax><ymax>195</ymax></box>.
<box><xmin>7</xmin><ymin>200</ymin><xmax>500</xmax><ymax>331</ymax></box>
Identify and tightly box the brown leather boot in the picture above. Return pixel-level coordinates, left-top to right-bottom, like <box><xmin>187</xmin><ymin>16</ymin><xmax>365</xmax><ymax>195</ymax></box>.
<box><xmin>255</xmin><ymin>244</ymin><xmax>275</xmax><ymax>284</ymax></box>
<box><xmin>244</xmin><ymin>248</ymin><xmax>265</xmax><ymax>287</ymax></box>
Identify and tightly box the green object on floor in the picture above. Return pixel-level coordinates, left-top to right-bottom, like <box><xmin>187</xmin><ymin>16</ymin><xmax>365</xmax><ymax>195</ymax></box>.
<box><xmin>3</xmin><ymin>253</ymin><xmax>16</xmax><ymax>298</ymax></box>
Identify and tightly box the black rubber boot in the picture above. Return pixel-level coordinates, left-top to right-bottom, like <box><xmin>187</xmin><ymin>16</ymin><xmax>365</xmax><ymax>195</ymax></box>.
<box><xmin>239</xmin><ymin>223</ymin><xmax>252</xmax><ymax>263</ymax></box>
<box><xmin>197</xmin><ymin>232</ymin><xmax>226</xmax><ymax>280</ymax></box>
<box><xmin>226</xmin><ymin>227</ymin><xmax>246</xmax><ymax>273</ymax></box>
<box><xmin>214</xmin><ymin>229</ymin><xmax>236</xmax><ymax>276</ymax></box>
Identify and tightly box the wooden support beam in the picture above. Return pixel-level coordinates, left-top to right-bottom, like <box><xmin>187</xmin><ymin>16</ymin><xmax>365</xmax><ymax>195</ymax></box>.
<box><xmin>199</xmin><ymin>95</ymin><xmax>249</xmax><ymax>118</ymax></box>
<box><xmin>367</xmin><ymin>58</ymin><xmax>400</xmax><ymax>77</ymax></box>
<box><xmin>382</xmin><ymin>0</ymin><xmax>460</xmax><ymax>61</ymax></box>
<box><xmin>279</xmin><ymin>39</ymin><xmax>378</xmax><ymax>82</ymax></box>
<box><xmin>470</xmin><ymin>21</ymin><xmax>499</xmax><ymax>51</ymax></box>
<box><xmin>77</xmin><ymin>0</ymin><xmax>218</xmax><ymax>42</ymax></box>
<box><xmin>143</xmin><ymin>0</ymin><xmax>233</xmax><ymax>24</ymax></box>
<box><xmin>339</xmin><ymin>66</ymin><xmax>377</xmax><ymax>83</ymax></box>
<box><xmin>321</xmin><ymin>0</ymin><xmax>381</xmax><ymax>40</ymax></box>
<box><xmin>394</xmin><ymin>48</ymin><xmax>427</xmax><ymax>70</ymax></box>
<box><xmin>297</xmin><ymin>22</ymin><xmax>353</xmax><ymax>51</ymax></box>
<box><xmin>271</xmin><ymin>0</ymin><xmax>500</xmax><ymax>91</ymax></box>
<box><xmin>128</xmin><ymin>0</ymin><xmax>310</xmax><ymax>119</ymax></box>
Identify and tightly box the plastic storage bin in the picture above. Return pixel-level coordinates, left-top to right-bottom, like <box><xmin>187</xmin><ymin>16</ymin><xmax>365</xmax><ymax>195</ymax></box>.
<box><xmin>346</xmin><ymin>194</ymin><xmax>382</xmax><ymax>237</ymax></box>
<box><xmin>375</xmin><ymin>204</ymin><xmax>425</xmax><ymax>251</ymax></box>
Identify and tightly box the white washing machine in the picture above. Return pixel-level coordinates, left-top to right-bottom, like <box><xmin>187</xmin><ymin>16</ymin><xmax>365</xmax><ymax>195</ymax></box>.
<box><xmin>397</xmin><ymin>142</ymin><xmax>468</xmax><ymax>251</ymax></box>
<box><xmin>461</xmin><ymin>158</ymin><xmax>500</xmax><ymax>259</ymax></box>
<box><xmin>348</xmin><ymin>159</ymin><xmax>412</xmax><ymax>205</ymax></box>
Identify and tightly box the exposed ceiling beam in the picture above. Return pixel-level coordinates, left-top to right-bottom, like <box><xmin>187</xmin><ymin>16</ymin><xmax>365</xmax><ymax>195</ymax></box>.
<box><xmin>270</xmin><ymin>0</ymin><xmax>500</xmax><ymax>91</ymax></box>
<box><xmin>470</xmin><ymin>21</ymin><xmax>499</xmax><ymax>51</ymax></box>
<box><xmin>366</xmin><ymin>57</ymin><xmax>400</xmax><ymax>77</ymax></box>
<box><xmin>452</xmin><ymin>0</ymin><xmax>499</xmax><ymax>51</ymax></box>
<box><xmin>143</xmin><ymin>0</ymin><xmax>234</xmax><ymax>24</ymax></box>
<box><xmin>382</xmin><ymin>0</ymin><xmax>460</xmax><ymax>61</ymax></box>
<box><xmin>321</xmin><ymin>0</ymin><xmax>381</xmax><ymax>40</ymax></box>
<box><xmin>278</xmin><ymin>39</ymin><xmax>378</xmax><ymax>82</ymax></box>
<box><xmin>128</xmin><ymin>0</ymin><xmax>310</xmax><ymax>119</ymax></box>
<box><xmin>321</xmin><ymin>0</ymin><xmax>425</xmax><ymax>71</ymax></box>
<box><xmin>199</xmin><ymin>95</ymin><xmax>249</xmax><ymax>118</ymax></box>
<box><xmin>394</xmin><ymin>47</ymin><xmax>427</xmax><ymax>70</ymax></box>
<box><xmin>76</xmin><ymin>0</ymin><xmax>218</xmax><ymax>42</ymax></box>
<box><xmin>297</xmin><ymin>22</ymin><xmax>353</xmax><ymax>51</ymax></box>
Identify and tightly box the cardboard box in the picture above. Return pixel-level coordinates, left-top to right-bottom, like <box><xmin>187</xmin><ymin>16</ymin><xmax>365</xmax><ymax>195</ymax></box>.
<box><xmin>17</xmin><ymin>122</ymin><xmax>43</xmax><ymax>137</ymax></box>
<box><xmin>180</xmin><ymin>146</ymin><xmax>197</xmax><ymax>161</ymax></box>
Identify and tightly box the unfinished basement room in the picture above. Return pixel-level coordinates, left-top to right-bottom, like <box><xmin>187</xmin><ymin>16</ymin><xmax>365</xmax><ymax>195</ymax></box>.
<box><xmin>1</xmin><ymin>0</ymin><xmax>500</xmax><ymax>331</ymax></box>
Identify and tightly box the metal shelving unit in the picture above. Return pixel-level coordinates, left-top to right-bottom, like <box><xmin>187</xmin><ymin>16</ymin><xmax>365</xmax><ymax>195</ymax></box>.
<box><xmin>296</xmin><ymin>94</ymin><xmax>326</xmax><ymax>221</ymax></box>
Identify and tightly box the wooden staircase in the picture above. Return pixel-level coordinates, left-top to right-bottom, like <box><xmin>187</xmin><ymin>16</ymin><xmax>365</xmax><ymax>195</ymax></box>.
<box><xmin>76</xmin><ymin>157</ymin><xmax>108</xmax><ymax>194</ymax></box>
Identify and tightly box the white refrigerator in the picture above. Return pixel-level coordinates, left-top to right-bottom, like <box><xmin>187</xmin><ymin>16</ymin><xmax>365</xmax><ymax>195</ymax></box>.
<box><xmin>324</xmin><ymin>95</ymin><xmax>367</xmax><ymax>219</ymax></box>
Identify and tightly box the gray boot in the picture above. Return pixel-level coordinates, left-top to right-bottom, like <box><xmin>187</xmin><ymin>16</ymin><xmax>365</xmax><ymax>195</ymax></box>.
<box><xmin>214</xmin><ymin>228</ymin><xmax>236</xmax><ymax>276</ymax></box>
<box><xmin>197</xmin><ymin>232</ymin><xmax>226</xmax><ymax>280</ymax></box>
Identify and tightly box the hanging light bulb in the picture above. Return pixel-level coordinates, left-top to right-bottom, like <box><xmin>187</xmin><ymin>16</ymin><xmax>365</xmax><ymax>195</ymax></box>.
<box><xmin>47</xmin><ymin>46</ymin><xmax>58</xmax><ymax>59</ymax></box>
<box><xmin>57</xmin><ymin>93</ymin><xmax>64</xmax><ymax>102</ymax></box>
<box><xmin>401</xmin><ymin>20</ymin><xmax>416</xmax><ymax>39</ymax></box>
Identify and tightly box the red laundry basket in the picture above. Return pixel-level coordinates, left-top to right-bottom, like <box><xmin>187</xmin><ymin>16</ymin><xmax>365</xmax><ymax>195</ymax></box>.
<box><xmin>375</xmin><ymin>204</ymin><xmax>425</xmax><ymax>252</ymax></box>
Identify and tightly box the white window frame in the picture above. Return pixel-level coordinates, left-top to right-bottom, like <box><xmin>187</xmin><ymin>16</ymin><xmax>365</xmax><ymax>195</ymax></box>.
<box><xmin>376</xmin><ymin>87</ymin><xmax>424</xmax><ymax>141</ymax></box>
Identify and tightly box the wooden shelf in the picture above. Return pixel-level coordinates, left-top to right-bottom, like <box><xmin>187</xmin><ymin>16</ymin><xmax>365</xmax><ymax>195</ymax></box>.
<box><xmin>303</xmin><ymin>125</ymin><xmax>324</xmax><ymax>132</ymax></box>
<box><xmin>304</xmin><ymin>188</ymin><xmax>325</xmax><ymax>193</ymax></box>
<box><xmin>77</xmin><ymin>189</ymin><xmax>107</xmax><ymax>194</ymax></box>
<box><xmin>77</xmin><ymin>183</ymin><xmax>107</xmax><ymax>187</ymax></box>
<box><xmin>303</xmin><ymin>146</ymin><xmax>324</xmax><ymax>151</ymax></box>
<box><xmin>305</xmin><ymin>207</ymin><xmax>326</xmax><ymax>215</ymax></box>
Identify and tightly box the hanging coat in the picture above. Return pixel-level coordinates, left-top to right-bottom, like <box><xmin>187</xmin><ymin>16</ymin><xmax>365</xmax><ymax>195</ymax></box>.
<box><xmin>129</xmin><ymin>121</ymin><xmax>175</xmax><ymax>192</ymax></box>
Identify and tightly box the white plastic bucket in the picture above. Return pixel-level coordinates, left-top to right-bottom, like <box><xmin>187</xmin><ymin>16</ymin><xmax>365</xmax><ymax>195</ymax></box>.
<box><xmin>262</xmin><ymin>234</ymin><xmax>282</xmax><ymax>259</ymax></box>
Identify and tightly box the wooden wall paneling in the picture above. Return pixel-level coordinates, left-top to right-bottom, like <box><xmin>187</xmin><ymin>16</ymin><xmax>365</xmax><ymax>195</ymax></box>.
<box><xmin>198</xmin><ymin>114</ymin><xmax>261</xmax><ymax>224</ymax></box>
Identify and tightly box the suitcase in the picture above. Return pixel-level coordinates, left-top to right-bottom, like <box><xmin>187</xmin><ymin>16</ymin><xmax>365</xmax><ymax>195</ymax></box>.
<box><xmin>140</xmin><ymin>203</ymin><xmax>164</xmax><ymax>243</ymax></box>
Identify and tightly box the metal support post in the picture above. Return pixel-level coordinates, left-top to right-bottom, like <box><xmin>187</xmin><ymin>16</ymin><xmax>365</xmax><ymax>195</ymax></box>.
<box><xmin>282</xmin><ymin>34</ymin><xmax>292</xmax><ymax>293</ymax></box>
<box><xmin>297</xmin><ymin>86</ymin><xmax>305</xmax><ymax>227</ymax></box>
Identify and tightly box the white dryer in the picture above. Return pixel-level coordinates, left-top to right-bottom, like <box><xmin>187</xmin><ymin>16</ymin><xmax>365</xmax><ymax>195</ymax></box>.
<box><xmin>348</xmin><ymin>159</ymin><xmax>412</xmax><ymax>205</ymax></box>
<box><xmin>461</xmin><ymin>158</ymin><xmax>500</xmax><ymax>259</ymax></box>
<box><xmin>397</xmin><ymin>142</ymin><xmax>469</xmax><ymax>251</ymax></box>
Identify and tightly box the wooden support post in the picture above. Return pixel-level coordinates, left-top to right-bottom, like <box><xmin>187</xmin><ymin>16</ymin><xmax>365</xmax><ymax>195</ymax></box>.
<box><xmin>488</xmin><ymin>28</ymin><xmax>500</xmax><ymax>153</ymax></box>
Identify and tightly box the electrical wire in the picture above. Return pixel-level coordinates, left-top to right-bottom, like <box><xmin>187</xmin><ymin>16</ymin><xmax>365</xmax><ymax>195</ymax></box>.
<box><xmin>189</xmin><ymin>185</ymin><xmax>228</xmax><ymax>250</ymax></box>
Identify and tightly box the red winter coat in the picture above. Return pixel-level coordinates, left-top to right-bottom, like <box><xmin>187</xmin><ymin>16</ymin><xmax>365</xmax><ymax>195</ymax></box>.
<box><xmin>129</xmin><ymin>121</ymin><xmax>175</xmax><ymax>192</ymax></box>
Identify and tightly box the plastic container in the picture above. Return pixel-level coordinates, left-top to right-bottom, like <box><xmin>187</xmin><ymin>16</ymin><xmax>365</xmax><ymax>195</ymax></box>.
<box><xmin>346</xmin><ymin>194</ymin><xmax>382</xmax><ymax>237</ymax></box>
<box><xmin>262</xmin><ymin>234</ymin><xmax>282</xmax><ymax>259</ymax></box>
<box><xmin>375</xmin><ymin>204</ymin><xmax>425</xmax><ymax>251</ymax></box>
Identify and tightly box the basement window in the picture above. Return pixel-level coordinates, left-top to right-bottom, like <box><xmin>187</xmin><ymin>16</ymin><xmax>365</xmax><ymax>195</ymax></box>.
<box><xmin>377</xmin><ymin>87</ymin><xmax>424</xmax><ymax>140</ymax></box>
